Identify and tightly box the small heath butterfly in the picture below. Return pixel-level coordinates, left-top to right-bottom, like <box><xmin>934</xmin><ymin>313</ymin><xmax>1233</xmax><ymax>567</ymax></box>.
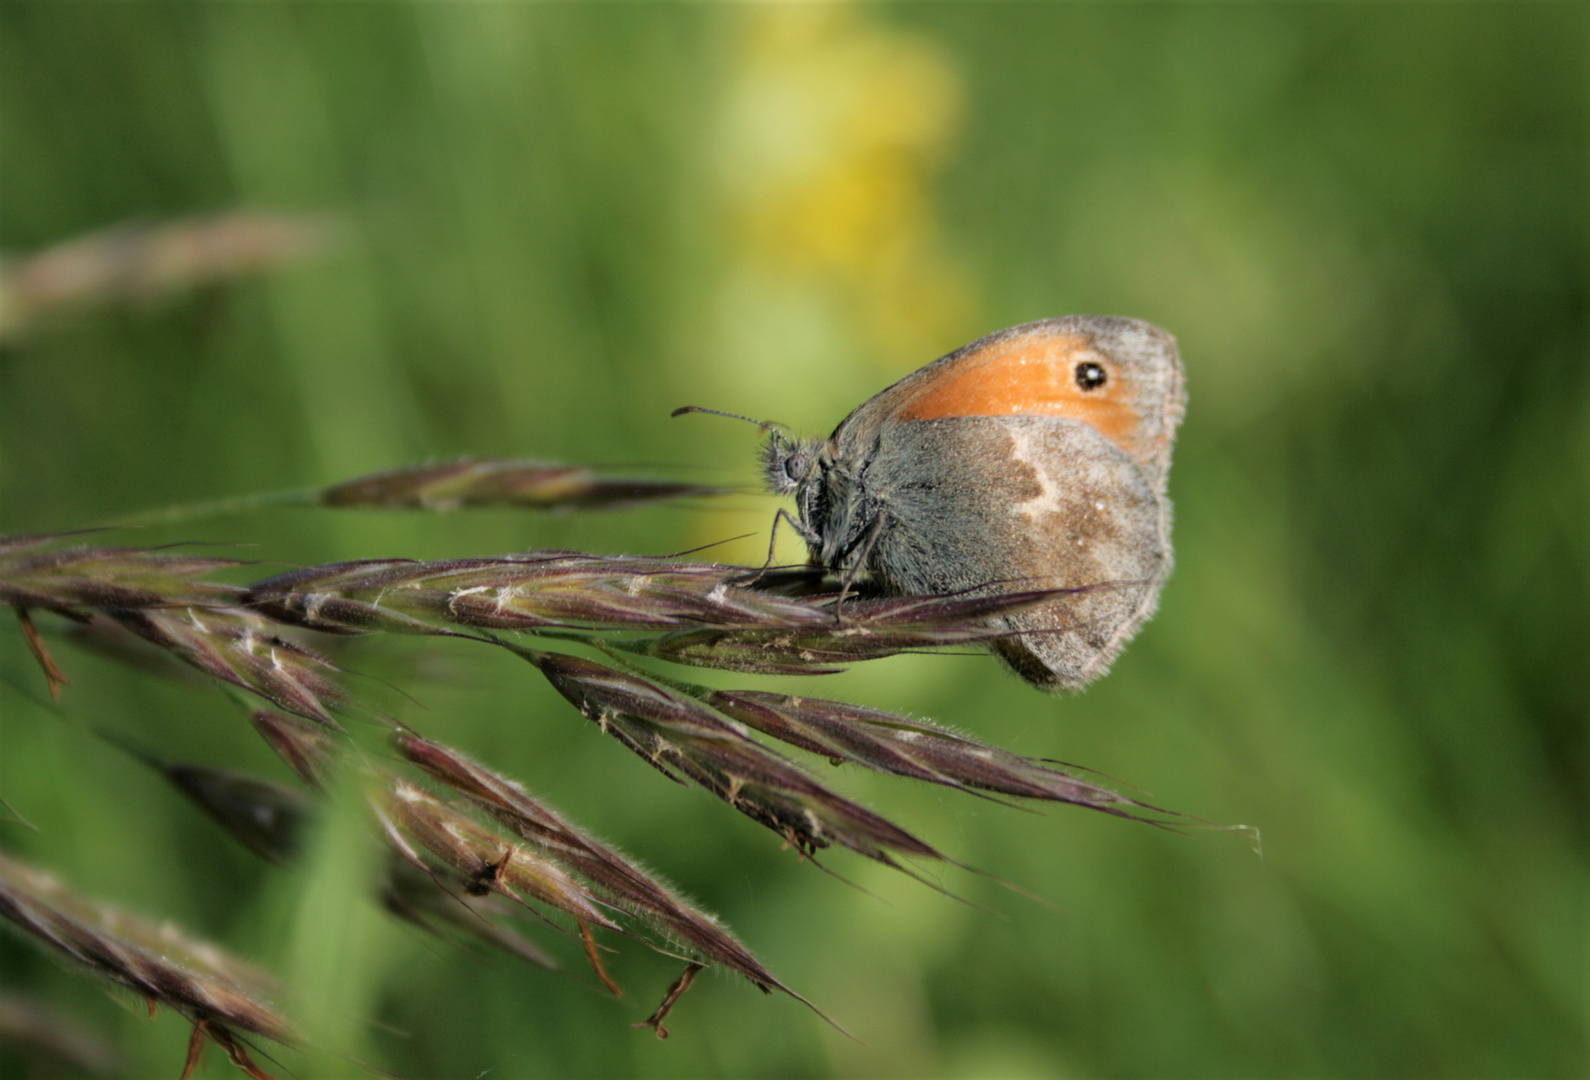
<box><xmin>754</xmin><ymin>316</ymin><xmax>1185</xmax><ymax>692</ymax></box>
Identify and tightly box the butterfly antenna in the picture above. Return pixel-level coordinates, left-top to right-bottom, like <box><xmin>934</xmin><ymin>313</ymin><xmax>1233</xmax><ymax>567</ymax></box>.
<box><xmin>670</xmin><ymin>405</ymin><xmax>790</xmax><ymax>435</ymax></box>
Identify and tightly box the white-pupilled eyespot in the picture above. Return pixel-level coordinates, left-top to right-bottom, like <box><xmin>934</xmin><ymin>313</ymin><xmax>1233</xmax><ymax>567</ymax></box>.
<box><xmin>1074</xmin><ymin>360</ymin><xmax>1108</xmax><ymax>391</ymax></box>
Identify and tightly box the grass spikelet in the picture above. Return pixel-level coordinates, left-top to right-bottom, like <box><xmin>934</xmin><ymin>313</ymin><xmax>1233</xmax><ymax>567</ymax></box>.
<box><xmin>0</xmin><ymin>988</ymin><xmax>123</xmax><ymax>1077</ymax></box>
<box><xmin>109</xmin><ymin>608</ymin><xmax>347</xmax><ymax>727</ymax></box>
<box><xmin>393</xmin><ymin>733</ymin><xmax>793</xmax><ymax>993</ymax></box>
<box><xmin>706</xmin><ymin>690</ymin><xmax>1171</xmax><ymax>817</ymax></box>
<box><xmin>317</xmin><ymin>459</ymin><xmax>725</xmax><ymax>511</ymax></box>
<box><xmin>53</xmin><ymin>610</ymin><xmax>211</xmax><ymax>685</ymax></box>
<box><xmin>378</xmin><ymin>859</ymin><xmax>560</xmax><ymax>972</ymax></box>
<box><xmin>831</xmin><ymin>584</ymin><xmax>1127</xmax><ymax>628</ymax></box>
<box><xmin>632</xmin><ymin>586</ymin><xmax>1103</xmax><ymax>674</ymax></box>
<box><xmin>243</xmin><ymin>553</ymin><xmax>828</xmax><ymax>637</ymax></box>
<box><xmin>373</xmin><ymin>779</ymin><xmax>619</xmax><ymax>933</ymax></box>
<box><xmin>102</xmin><ymin>735</ymin><xmax>312</xmax><ymax>866</ymax></box>
<box><xmin>113</xmin><ymin>718</ymin><xmax>572</xmax><ymax>981</ymax></box>
<box><xmin>250</xmin><ymin>709</ymin><xmax>341</xmax><ymax>790</ymax></box>
<box><xmin>0</xmin><ymin>541</ymin><xmax>259</xmax><ymax>702</ymax></box>
<box><xmin>0</xmin><ymin>850</ymin><xmax>292</xmax><ymax>1078</ymax></box>
<box><xmin>0</xmin><ymin>211</ymin><xmax>333</xmax><ymax>341</ymax></box>
<box><xmin>0</xmin><ymin>543</ymin><xmax>244</xmax><ymax>613</ymax></box>
<box><xmin>0</xmin><ymin>534</ymin><xmax>72</xmax><ymax>556</ymax></box>
<box><xmin>518</xmin><ymin>650</ymin><xmax>944</xmax><ymax>866</ymax></box>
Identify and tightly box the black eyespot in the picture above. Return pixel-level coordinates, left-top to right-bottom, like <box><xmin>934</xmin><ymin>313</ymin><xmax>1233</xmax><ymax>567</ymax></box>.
<box><xmin>1075</xmin><ymin>361</ymin><xmax>1107</xmax><ymax>391</ymax></box>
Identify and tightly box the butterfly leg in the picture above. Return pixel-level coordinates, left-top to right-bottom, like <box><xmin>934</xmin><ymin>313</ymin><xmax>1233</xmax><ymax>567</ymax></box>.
<box><xmin>833</xmin><ymin>512</ymin><xmax>889</xmax><ymax>619</ymax></box>
<box><xmin>750</xmin><ymin>507</ymin><xmax>822</xmax><ymax>583</ymax></box>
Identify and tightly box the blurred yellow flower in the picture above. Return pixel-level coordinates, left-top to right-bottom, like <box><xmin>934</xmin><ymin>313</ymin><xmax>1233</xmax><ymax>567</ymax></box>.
<box><xmin>704</xmin><ymin>4</ymin><xmax>976</xmax><ymax>561</ymax></box>
<box><xmin>718</xmin><ymin>4</ymin><xmax>973</xmax><ymax>378</ymax></box>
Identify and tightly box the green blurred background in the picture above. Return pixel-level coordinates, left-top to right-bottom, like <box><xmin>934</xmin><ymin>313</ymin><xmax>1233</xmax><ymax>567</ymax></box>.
<box><xmin>0</xmin><ymin>3</ymin><xmax>1584</xmax><ymax>1078</ymax></box>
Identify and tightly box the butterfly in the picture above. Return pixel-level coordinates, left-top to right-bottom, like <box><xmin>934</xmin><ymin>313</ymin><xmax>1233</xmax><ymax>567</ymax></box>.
<box><xmin>758</xmin><ymin>316</ymin><xmax>1185</xmax><ymax>691</ymax></box>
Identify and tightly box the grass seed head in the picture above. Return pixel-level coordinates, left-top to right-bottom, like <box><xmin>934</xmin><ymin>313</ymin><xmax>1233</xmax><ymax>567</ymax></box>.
<box><xmin>0</xmin><ymin>851</ymin><xmax>293</xmax><ymax>1052</ymax></box>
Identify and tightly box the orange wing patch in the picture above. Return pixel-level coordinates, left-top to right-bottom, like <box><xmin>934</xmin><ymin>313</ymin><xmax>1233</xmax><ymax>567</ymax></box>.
<box><xmin>897</xmin><ymin>333</ymin><xmax>1152</xmax><ymax>465</ymax></box>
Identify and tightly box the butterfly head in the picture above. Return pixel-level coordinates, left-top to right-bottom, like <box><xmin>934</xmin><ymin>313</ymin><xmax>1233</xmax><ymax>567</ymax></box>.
<box><xmin>760</xmin><ymin>428</ymin><xmax>825</xmax><ymax>496</ymax></box>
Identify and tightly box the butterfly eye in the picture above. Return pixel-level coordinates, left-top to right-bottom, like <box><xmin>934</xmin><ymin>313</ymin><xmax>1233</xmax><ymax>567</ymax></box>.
<box><xmin>784</xmin><ymin>451</ymin><xmax>810</xmax><ymax>481</ymax></box>
<box><xmin>1074</xmin><ymin>361</ymin><xmax>1108</xmax><ymax>391</ymax></box>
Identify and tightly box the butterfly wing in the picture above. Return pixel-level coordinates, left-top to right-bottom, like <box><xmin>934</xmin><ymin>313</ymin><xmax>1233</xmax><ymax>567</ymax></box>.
<box><xmin>834</xmin><ymin>316</ymin><xmax>1183</xmax><ymax>488</ymax></box>
<box><xmin>836</xmin><ymin>316</ymin><xmax>1184</xmax><ymax>690</ymax></box>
